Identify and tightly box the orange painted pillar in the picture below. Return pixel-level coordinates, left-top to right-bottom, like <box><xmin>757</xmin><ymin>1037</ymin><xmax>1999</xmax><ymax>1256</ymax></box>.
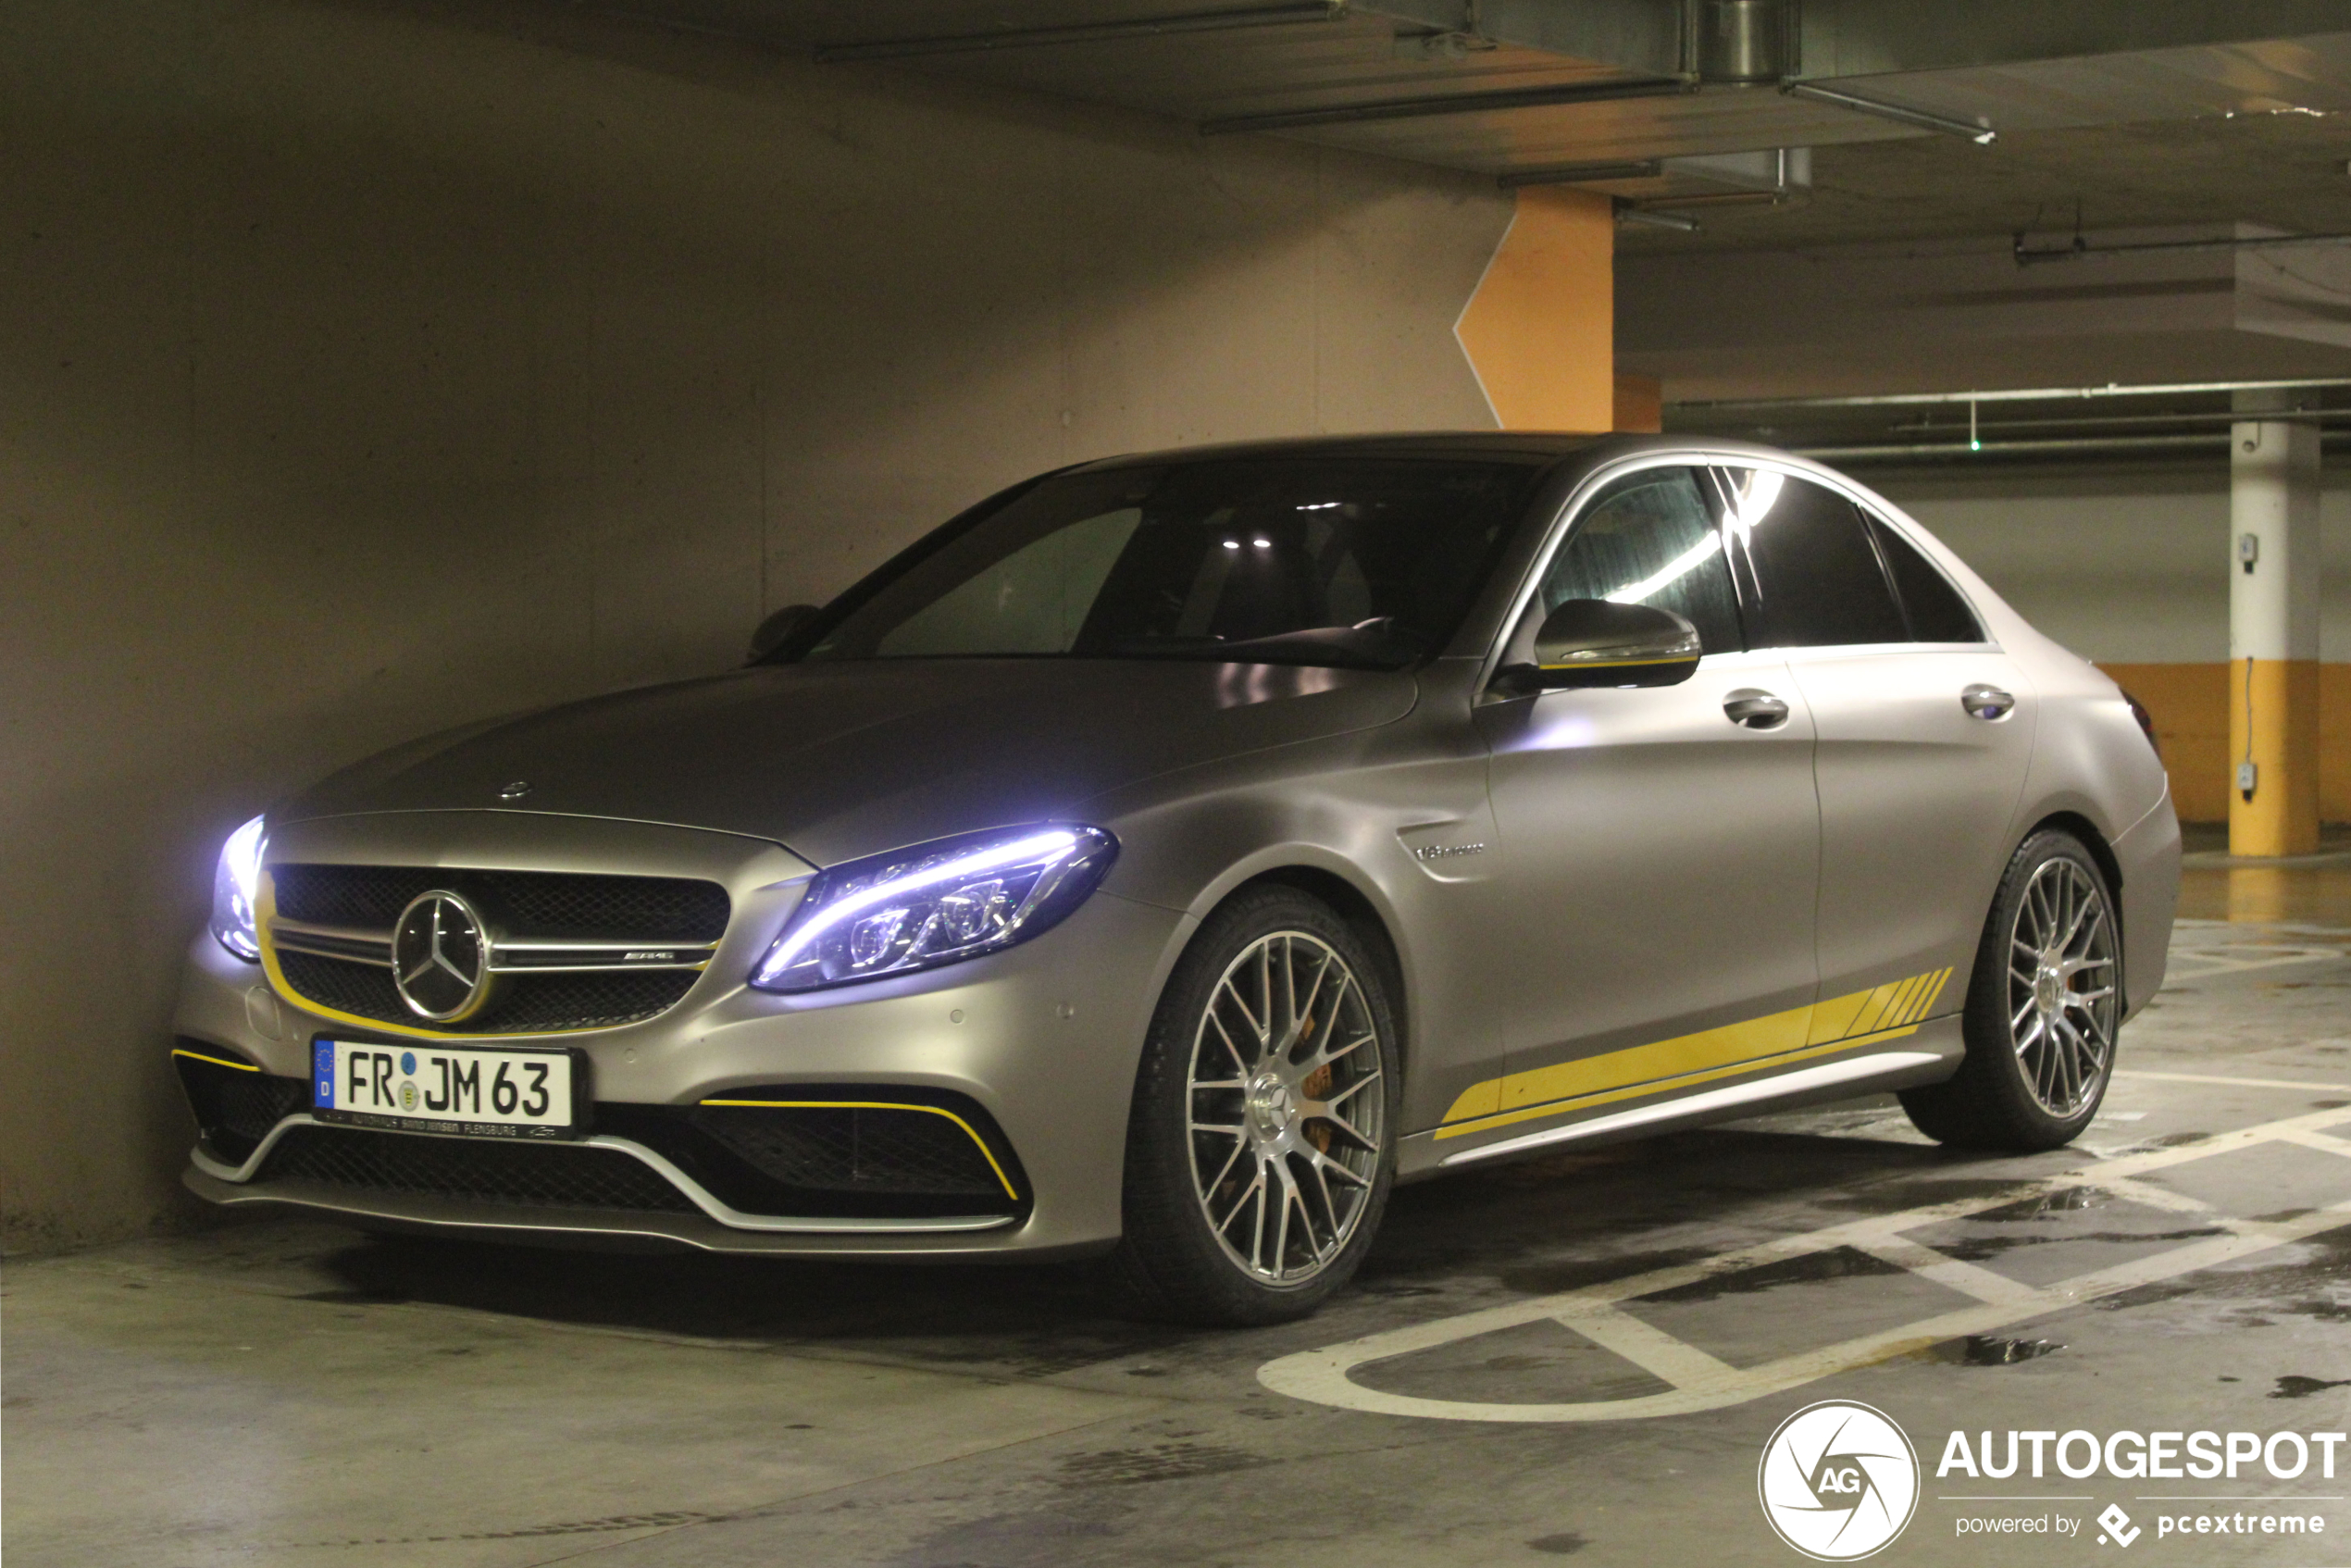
<box><xmin>2227</xmin><ymin>414</ymin><xmax>2322</xmax><ymax>856</ymax></box>
<box><xmin>1454</xmin><ymin>188</ymin><xmax>1618</xmax><ymax>432</ymax></box>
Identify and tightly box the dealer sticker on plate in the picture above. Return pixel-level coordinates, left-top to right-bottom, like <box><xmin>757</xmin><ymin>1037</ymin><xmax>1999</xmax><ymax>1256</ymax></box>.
<box><xmin>313</xmin><ymin>1039</ymin><xmax>579</xmax><ymax>1139</ymax></box>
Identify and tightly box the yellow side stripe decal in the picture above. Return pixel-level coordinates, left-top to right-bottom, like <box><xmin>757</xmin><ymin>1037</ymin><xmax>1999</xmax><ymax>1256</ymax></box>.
<box><xmin>698</xmin><ymin>1099</ymin><xmax>1022</xmax><ymax>1202</ymax></box>
<box><xmin>1437</xmin><ymin>965</ymin><xmax>1957</xmax><ymax>1139</ymax></box>
<box><xmin>171</xmin><ymin>1047</ymin><xmax>259</xmax><ymax>1074</ymax></box>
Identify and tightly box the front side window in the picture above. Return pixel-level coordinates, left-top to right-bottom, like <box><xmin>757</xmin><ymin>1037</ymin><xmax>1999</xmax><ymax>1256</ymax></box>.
<box><xmin>805</xmin><ymin>457</ymin><xmax>1551</xmax><ymax>670</ymax></box>
<box><xmin>1536</xmin><ymin>466</ymin><xmax>1743</xmax><ymax>654</ymax></box>
<box><xmin>1723</xmin><ymin>468</ymin><xmax>1908</xmax><ymax>649</ymax></box>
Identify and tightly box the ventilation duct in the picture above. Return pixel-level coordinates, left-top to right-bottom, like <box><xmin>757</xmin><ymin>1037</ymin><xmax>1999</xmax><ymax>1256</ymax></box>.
<box><xmin>1696</xmin><ymin>0</ymin><xmax>1794</xmax><ymax>85</ymax></box>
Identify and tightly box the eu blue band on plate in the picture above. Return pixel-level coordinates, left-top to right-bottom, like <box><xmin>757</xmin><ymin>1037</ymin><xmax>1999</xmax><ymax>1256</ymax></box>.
<box><xmin>314</xmin><ymin>1040</ymin><xmax>335</xmax><ymax>1108</ymax></box>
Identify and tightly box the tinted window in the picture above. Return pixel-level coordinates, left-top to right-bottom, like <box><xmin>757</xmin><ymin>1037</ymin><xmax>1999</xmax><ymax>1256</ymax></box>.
<box><xmin>1868</xmin><ymin>515</ymin><xmax>1985</xmax><ymax>642</ymax></box>
<box><xmin>805</xmin><ymin>458</ymin><xmax>1545</xmax><ymax>670</ymax></box>
<box><xmin>1537</xmin><ymin>467</ymin><xmax>1743</xmax><ymax>655</ymax></box>
<box><xmin>1725</xmin><ymin>469</ymin><xmax>1907</xmax><ymax>648</ymax></box>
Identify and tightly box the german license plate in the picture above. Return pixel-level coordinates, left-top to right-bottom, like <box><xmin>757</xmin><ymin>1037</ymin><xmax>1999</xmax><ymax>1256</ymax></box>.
<box><xmin>312</xmin><ymin>1039</ymin><xmax>580</xmax><ymax>1139</ymax></box>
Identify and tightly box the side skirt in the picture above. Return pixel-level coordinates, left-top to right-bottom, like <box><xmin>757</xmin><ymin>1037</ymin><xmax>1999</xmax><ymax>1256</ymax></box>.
<box><xmin>1395</xmin><ymin>1018</ymin><xmax>1963</xmax><ymax>1180</ymax></box>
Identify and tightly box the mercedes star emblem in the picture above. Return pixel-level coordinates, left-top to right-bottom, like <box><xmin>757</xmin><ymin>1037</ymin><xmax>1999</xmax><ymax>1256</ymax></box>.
<box><xmin>391</xmin><ymin>890</ymin><xmax>491</xmax><ymax>1021</ymax></box>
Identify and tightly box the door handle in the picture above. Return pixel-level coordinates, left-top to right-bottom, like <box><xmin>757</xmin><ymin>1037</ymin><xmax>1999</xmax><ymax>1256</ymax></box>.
<box><xmin>1961</xmin><ymin>684</ymin><xmax>2016</xmax><ymax>720</ymax></box>
<box><xmin>1723</xmin><ymin>689</ymin><xmax>1790</xmax><ymax>729</ymax></box>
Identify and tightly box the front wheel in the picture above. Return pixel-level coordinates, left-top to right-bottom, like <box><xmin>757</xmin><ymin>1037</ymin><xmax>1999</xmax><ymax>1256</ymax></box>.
<box><xmin>1111</xmin><ymin>887</ymin><xmax>1399</xmax><ymax>1325</ymax></box>
<box><xmin>1899</xmin><ymin>829</ymin><xmax>2122</xmax><ymax>1151</ymax></box>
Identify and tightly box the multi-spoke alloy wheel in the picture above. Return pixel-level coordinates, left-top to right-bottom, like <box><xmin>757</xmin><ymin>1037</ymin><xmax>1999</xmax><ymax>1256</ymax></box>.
<box><xmin>2005</xmin><ymin>856</ymin><xmax>2118</xmax><ymax>1117</ymax></box>
<box><xmin>1899</xmin><ymin>829</ymin><xmax>2122</xmax><ymax>1151</ymax></box>
<box><xmin>1114</xmin><ymin>887</ymin><xmax>1399</xmax><ymax>1325</ymax></box>
<box><xmin>1186</xmin><ymin>931</ymin><xmax>1386</xmax><ymax>1286</ymax></box>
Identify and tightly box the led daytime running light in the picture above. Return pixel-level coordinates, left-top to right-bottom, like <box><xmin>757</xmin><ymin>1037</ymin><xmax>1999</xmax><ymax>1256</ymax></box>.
<box><xmin>210</xmin><ymin>814</ymin><xmax>267</xmax><ymax>962</ymax></box>
<box><xmin>751</xmin><ymin>825</ymin><xmax>1116</xmax><ymax>992</ymax></box>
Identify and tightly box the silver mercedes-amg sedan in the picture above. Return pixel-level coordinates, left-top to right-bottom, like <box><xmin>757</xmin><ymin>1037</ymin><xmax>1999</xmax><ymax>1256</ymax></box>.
<box><xmin>173</xmin><ymin>434</ymin><xmax>2179</xmax><ymax>1324</ymax></box>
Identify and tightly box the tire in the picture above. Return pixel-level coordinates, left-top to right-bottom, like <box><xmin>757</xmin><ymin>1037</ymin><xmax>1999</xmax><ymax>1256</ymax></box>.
<box><xmin>1111</xmin><ymin>886</ymin><xmax>1400</xmax><ymax>1326</ymax></box>
<box><xmin>1899</xmin><ymin>829</ymin><xmax>2122</xmax><ymax>1151</ymax></box>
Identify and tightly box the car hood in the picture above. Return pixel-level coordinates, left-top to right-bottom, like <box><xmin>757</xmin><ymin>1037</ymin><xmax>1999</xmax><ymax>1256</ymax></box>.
<box><xmin>280</xmin><ymin>658</ymin><xmax>1418</xmax><ymax>865</ymax></box>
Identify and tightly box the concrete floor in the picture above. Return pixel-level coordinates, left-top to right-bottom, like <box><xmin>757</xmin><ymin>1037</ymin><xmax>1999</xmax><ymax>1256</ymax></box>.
<box><xmin>8</xmin><ymin>842</ymin><xmax>2350</xmax><ymax>1567</ymax></box>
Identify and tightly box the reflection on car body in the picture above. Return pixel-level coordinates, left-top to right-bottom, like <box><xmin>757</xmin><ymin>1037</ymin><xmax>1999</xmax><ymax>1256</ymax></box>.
<box><xmin>173</xmin><ymin>434</ymin><xmax>2179</xmax><ymax>1324</ymax></box>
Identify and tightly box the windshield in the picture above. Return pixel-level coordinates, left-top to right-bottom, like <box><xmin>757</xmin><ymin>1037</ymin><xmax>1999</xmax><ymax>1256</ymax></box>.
<box><xmin>802</xmin><ymin>456</ymin><xmax>1549</xmax><ymax>670</ymax></box>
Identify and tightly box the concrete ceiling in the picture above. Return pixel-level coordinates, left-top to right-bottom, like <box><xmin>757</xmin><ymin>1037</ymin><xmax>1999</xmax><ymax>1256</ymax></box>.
<box><xmin>567</xmin><ymin>0</ymin><xmax>2351</xmax><ymax>413</ymax></box>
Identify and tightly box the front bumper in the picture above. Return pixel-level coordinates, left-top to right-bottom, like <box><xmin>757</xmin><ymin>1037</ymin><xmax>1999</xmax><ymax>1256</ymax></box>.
<box><xmin>173</xmin><ymin>813</ymin><xmax>1189</xmax><ymax>1258</ymax></box>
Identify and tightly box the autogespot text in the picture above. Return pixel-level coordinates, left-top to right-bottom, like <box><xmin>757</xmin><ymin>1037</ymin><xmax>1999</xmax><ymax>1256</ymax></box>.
<box><xmin>1937</xmin><ymin>1427</ymin><xmax>2347</xmax><ymax>1482</ymax></box>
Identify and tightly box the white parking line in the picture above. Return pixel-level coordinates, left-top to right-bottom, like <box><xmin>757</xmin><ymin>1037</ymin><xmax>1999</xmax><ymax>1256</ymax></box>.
<box><xmin>2115</xmin><ymin>1069</ymin><xmax>2350</xmax><ymax>1093</ymax></box>
<box><xmin>1261</xmin><ymin>1098</ymin><xmax>2351</xmax><ymax>1424</ymax></box>
<box><xmin>2162</xmin><ymin>945</ymin><xmax>2347</xmax><ymax>980</ymax></box>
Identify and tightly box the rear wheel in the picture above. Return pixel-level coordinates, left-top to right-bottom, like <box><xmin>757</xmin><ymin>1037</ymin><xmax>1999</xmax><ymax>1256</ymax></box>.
<box><xmin>1899</xmin><ymin>829</ymin><xmax>2121</xmax><ymax>1151</ymax></box>
<box><xmin>1112</xmin><ymin>887</ymin><xmax>1398</xmax><ymax>1325</ymax></box>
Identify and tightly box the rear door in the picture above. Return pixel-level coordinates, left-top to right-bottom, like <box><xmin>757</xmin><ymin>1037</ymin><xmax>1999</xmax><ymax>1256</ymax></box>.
<box><xmin>1465</xmin><ymin>462</ymin><xmax>1822</xmax><ymax>1136</ymax></box>
<box><xmin>1717</xmin><ymin>464</ymin><xmax>2036</xmax><ymax>1027</ymax></box>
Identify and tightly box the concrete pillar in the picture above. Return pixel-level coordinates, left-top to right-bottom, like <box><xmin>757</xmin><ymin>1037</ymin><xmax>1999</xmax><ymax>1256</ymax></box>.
<box><xmin>1453</xmin><ymin>188</ymin><xmax>1616</xmax><ymax>432</ymax></box>
<box><xmin>2227</xmin><ymin>410</ymin><xmax>2322</xmax><ymax>857</ymax></box>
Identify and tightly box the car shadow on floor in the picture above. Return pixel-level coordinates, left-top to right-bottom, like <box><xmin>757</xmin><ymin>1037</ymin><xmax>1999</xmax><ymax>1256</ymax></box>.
<box><xmin>301</xmin><ymin>1124</ymin><xmax>1992</xmax><ymax>1369</ymax></box>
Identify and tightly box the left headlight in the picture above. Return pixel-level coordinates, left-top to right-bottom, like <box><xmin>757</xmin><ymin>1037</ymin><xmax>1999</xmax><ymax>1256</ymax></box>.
<box><xmin>209</xmin><ymin>814</ymin><xmax>267</xmax><ymax>962</ymax></box>
<box><xmin>751</xmin><ymin>824</ymin><xmax>1117</xmax><ymax>993</ymax></box>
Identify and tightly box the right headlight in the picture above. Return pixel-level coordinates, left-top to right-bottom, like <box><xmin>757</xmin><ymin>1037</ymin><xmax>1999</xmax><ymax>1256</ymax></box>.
<box><xmin>209</xmin><ymin>814</ymin><xmax>267</xmax><ymax>962</ymax></box>
<box><xmin>751</xmin><ymin>824</ymin><xmax>1117</xmax><ymax>993</ymax></box>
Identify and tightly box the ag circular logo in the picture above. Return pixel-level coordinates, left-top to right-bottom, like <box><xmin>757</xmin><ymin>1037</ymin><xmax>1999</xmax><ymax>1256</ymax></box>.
<box><xmin>392</xmin><ymin>890</ymin><xmax>491</xmax><ymax>1021</ymax></box>
<box><xmin>1758</xmin><ymin>1400</ymin><xmax>1919</xmax><ymax>1561</ymax></box>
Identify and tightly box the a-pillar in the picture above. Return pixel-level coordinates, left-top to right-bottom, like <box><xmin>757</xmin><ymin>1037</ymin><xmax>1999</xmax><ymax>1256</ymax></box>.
<box><xmin>2228</xmin><ymin>402</ymin><xmax>2322</xmax><ymax>857</ymax></box>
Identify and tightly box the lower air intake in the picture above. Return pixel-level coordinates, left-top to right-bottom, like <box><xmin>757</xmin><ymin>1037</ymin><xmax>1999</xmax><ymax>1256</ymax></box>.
<box><xmin>689</xmin><ymin>1102</ymin><xmax>1010</xmax><ymax>1198</ymax></box>
<box><xmin>257</xmin><ymin>1125</ymin><xmax>697</xmax><ymax>1213</ymax></box>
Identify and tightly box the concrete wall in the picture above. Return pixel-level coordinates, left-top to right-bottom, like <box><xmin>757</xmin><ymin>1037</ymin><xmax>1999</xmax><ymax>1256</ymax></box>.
<box><xmin>0</xmin><ymin>0</ymin><xmax>1512</xmax><ymax>1251</ymax></box>
<box><xmin>1870</xmin><ymin>466</ymin><xmax>2351</xmax><ymax>823</ymax></box>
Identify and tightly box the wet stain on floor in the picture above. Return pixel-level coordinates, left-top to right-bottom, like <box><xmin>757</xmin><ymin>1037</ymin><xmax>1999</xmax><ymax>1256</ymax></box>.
<box><xmin>1928</xmin><ymin>1227</ymin><xmax>2227</xmax><ymax>1263</ymax></box>
<box><xmin>1932</xmin><ymin>1335</ymin><xmax>2065</xmax><ymax>1366</ymax></box>
<box><xmin>2271</xmin><ymin>1375</ymin><xmax>2351</xmax><ymax>1399</ymax></box>
<box><xmin>1633</xmin><ymin>1246</ymin><xmax>1903</xmax><ymax>1304</ymax></box>
<box><xmin>1056</xmin><ymin>1442</ymin><xmax>1273</xmax><ymax>1487</ymax></box>
<box><xmin>1527</xmin><ymin>1531</ymin><xmax>1588</xmax><ymax>1554</ymax></box>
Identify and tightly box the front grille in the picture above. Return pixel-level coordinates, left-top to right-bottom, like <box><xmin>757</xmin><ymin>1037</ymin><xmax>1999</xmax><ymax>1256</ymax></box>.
<box><xmin>278</xmin><ymin>950</ymin><xmax>698</xmax><ymax>1033</ymax></box>
<box><xmin>690</xmin><ymin>1103</ymin><xmax>1007</xmax><ymax>1197</ymax></box>
<box><xmin>271</xmin><ymin>866</ymin><xmax>728</xmax><ymax>940</ymax></box>
<box><xmin>267</xmin><ymin>865</ymin><xmax>728</xmax><ymax>1034</ymax></box>
<box><xmin>258</xmin><ymin>1124</ymin><xmax>697</xmax><ymax>1213</ymax></box>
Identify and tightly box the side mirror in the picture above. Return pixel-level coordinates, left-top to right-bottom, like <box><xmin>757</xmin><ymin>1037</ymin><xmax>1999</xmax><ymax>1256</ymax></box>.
<box><xmin>1505</xmin><ymin>598</ymin><xmax>1701</xmax><ymax>691</ymax></box>
<box><xmin>747</xmin><ymin>604</ymin><xmax>820</xmax><ymax>665</ymax></box>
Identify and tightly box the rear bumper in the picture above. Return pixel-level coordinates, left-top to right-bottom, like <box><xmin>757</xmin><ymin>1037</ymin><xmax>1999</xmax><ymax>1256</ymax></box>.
<box><xmin>2113</xmin><ymin>786</ymin><xmax>2182</xmax><ymax>1017</ymax></box>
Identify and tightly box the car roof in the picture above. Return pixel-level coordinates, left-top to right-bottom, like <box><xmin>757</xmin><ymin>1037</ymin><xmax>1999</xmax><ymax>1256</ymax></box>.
<box><xmin>1065</xmin><ymin>431</ymin><xmax>1608</xmax><ymax>470</ymax></box>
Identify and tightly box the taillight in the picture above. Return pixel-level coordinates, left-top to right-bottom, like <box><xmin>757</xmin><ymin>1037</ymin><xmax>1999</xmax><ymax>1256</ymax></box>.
<box><xmin>2121</xmin><ymin>691</ymin><xmax>2160</xmax><ymax>761</ymax></box>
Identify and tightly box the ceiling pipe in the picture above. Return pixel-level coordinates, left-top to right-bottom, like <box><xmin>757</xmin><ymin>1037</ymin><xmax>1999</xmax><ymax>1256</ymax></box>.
<box><xmin>2014</xmin><ymin>228</ymin><xmax>2351</xmax><ymax>265</ymax></box>
<box><xmin>1890</xmin><ymin>409</ymin><xmax>2351</xmax><ymax>436</ymax></box>
<box><xmin>814</xmin><ymin>2</ymin><xmax>1343</xmax><ymax>64</ymax></box>
<box><xmin>1793</xmin><ymin>434</ymin><xmax>2235</xmax><ymax>461</ymax></box>
<box><xmin>1499</xmin><ymin>160</ymin><xmax>1662</xmax><ymax>189</ymax></box>
<box><xmin>1781</xmin><ymin>80</ymin><xmax>1996</xmax><ymax>144</ymax></box>
<box><xmin>1200</xmin><ymin>75</ymin><xmax>1693</xmax><ymax>135</ymax></box>
<box><xmin>1670</xmin><ymin>377</ymin><xmax>2351</xmax><ymax>413</ymax></box>
<box><xmin>1618</xmin><ymin>206</ymin><xmax>1703</xmax><ymax>231</ymax></box>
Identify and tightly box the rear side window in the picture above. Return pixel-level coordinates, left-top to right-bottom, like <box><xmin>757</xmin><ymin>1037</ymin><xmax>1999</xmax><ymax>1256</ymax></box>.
<box><xmin>1867</xmin><ymin>516</ymin><xmax>1985</xmax><ymax>642</ymax></box>
<box><xmin>1538</xmin><ymin>467</ymin><xmax>1744</xmax><ymax>655</ymax></box>
<box><xmin>1723</xmin><ymin>469</ymin><xmax>1907</xmax><ymax>648</ymax></box>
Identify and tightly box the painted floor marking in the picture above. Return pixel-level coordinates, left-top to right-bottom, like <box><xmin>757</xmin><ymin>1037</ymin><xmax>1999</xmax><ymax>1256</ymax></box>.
<box><xmin>1261</xmin><ymin>1098</ymin><xmax>2351</xmax><ymax>1424</ymax></box>
<box><xmin>2163</xmin><ymin>944</ymin><xmax>2347</xmax><ymax>980</ymax></box>
<box><xmin>2115</xmin><ymin>1069</ymin><xmax>2350</xmax><ymax>1094</ymax></box>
